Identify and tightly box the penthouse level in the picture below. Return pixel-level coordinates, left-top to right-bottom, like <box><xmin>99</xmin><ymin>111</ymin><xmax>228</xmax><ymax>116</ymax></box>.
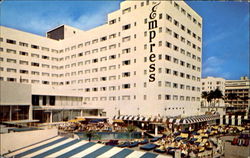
<box><xmin>0</xmin><ymin>0</ymin><xmax>202</xmax><ymax>122</ymax></box>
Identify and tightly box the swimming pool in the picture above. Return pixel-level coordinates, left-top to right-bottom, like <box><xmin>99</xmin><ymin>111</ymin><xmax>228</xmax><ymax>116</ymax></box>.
<box><xmin>75</xmin><ymin>132</ymin><xmax>147</xmax><ymax>140</ymax></box>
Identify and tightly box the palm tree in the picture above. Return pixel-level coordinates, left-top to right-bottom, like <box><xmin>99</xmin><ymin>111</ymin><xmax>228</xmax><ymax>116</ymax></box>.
<box><xmin>207</xmin><ymin>90</ymin><xmax>214</xmax><ymax>106</ymax></box>
<box><xmin>201</xmin><ymin>91</ymin><xmax>209</xmax><ymax>107</ymax></box>
<box><xmin>213</xmin><ymin>88</ymin><xmax>223</xmax><ymax>106</ymax></box>
<box><xmin>226</xmin><ymin>93</ymin><xmax>238</xmax><ymax>107</ymax></box>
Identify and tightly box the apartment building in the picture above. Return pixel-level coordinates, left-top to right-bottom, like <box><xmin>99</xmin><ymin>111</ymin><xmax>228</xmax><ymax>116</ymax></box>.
<box><xmin>202</xmin><ymin>77</ymin><xmax>225</xmax><ymax>94</ymax></box>
<box><xmin>0</xmin><ymin>0</ymin><xmax>202</xmax><ymax>122</ymax></box>
<box><xmin>225</xmin><ymin>76</ymin><xmax>250</xmax><ymax>115</ymax></box>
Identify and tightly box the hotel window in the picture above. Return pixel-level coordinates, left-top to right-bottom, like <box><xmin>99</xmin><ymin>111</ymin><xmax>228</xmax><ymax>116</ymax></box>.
<box><xmin>100</xmin><ymin>57</ymin><xmax>107</xmax><ymax>62</ymax></box>
<box><xmin>192</xmin><ymin>65</ymin><xmax>196</xmax><ymax>70</ymax></box>
<box><xmin>187</xmin><ymin>41</ymin><xmax>191</xmax><ymax>46</ymax></box>
<box><xmin>7</xmin><ymin>68</ymin><xmax>16</xmax><ymax>73</ymax></box>
<box><xmin>165</xmin><ymin>55</ymin><xmax>171</xmax><ymax>61</ymax></box>
<box><xmin>144</xmin><ymin>18</ymin><xmax>147</xmax><ymax>24</ymax></box>
<box><xmin>92</xmin><ymin>87</ymin><xmax>98</xmax><ymax>92</ymax></box>
<box><xmin>158</xmin><ymin>81</ymin><xmax>162</xmax><ymax>87</ymax></box>
<box><xmin>159</xmin><ymin>27</ymin><xmax>162</xmax><ymax>33</ymax></box>
<box><xmin>0</xmin><ymin>58</ymin><xmax>3</xmax><ymax>62</ymax></box>
<box><xmin>122</xmin><ymin>36</ymin><xmax>131</xmax><ymax>42</ymax></box>
<box><xmin>20</xmin><ymin>69</ymin><xmax>28</xmax><ymax>74</ymax></box>
<box><xmin>158</xmin><ymin>94</ymin><xmax>162</xmax><ymax>100</ymax></box>
<box><xmin>109</xmin><ymin>33</ymin><xmax>116</xmax><ymax>39</ymax></box>
<box><xmin>109</xmin><ymin>44</ymin><xmax>116</xmax><ymax>49</ymax></box>
<box><xmin>187</xmin><ymin>13</ymin><xmax>192</xmax><ymax>20</ymax></box>
<box><xmin>180</xmin><ymin>84</ymin><xmax>185</xmax><ymax>89</ymax></box>
<box><xmin>7</xmin><ymin>49</ymin><xmax>16</xmax><ymax>54</ymax></box>
<box><xmin>6</xmin><ymin>39</ymin><xmax>16</xmax><ymax>44</ymax></box>
<box><xmin>109</xmin><ymin>19</ymin><xmax>116</xmax><ymax>25</ymax></box>
<box><xmin>166</xmin><ymin>28</ymin><xmax>172</xmax><ymax>35</ymax></box>
<box><xmin>100</xmin><ymin>47</ymin><xmax>107</xmax><ymax>51</ymax></box>
<box><xmin>174</xmin><ymin>20</ymin><xmax>179</xmax><ymax>26</ymax></box>
<box><xmin>180</xmin><ymin>61</ymin><xmax>185</xmax><ymax>66</ymax></box>
<box><xmin>187</xmin><ymin>29</ymin><xmax>191</xmax><ymax>35</ymax></box>
<box><xmin>173</xmin><ymin>71</ymin><xmax>178</xmax><ymax>76</ymax></box>
<box><xmin>85</xmin><ymin>41</ymin><xmax>90</xmax><ymax>46</ymax></box>
<box><xmin>192</xmin><ymin>55</ymin><xmax>196</xmax><ymax>60</ymax></box>
<box><xmin>197</xmin><ymin>47</ymin><xmax>201</xmax><ymax>52</ymax></box>
<box><xmin>165</xmin><ymin>95</ymin><xmax>171</xmax><ymax>100</ymax></box>
<box><xmin>78</xmin><ymin>52</ymin><xmax>83</xmax><ymax>57</ymax></box>
<box><xmin>31</xmin><ymin>62</ymin><xmax>39</xmax><ymax>67</ymax></box>
<box><xmin>192</xmin><ymin>76</ymin><xmax>196</xmax><ymax>81</ymax></box>
<box><xmin>158</xmin><ymin>68</ymin><xmax>162</xmax><ymax>73</ymax></box>
<box><xmin>42</xmin><ymin>64</ymin><xmax>50</xmax><ymax>68</ymax></box>
<box><xmin>7</xmin><ymin>77</ymin><xmax>16</xmax><ymax>82</ymax></box>
<box><xmin>122</xmin><ymin>24</ymin><xmax>131</xmax><ymax>30</ymax></box>
<box><xmin>101</xmin><ymin>77</ymin><xmax>107</xmax><ymax>81</ymax></box>
<box><xmin>122</xmin><ymin>72</ymin><xmax>130</xmax><ymax>77</ymax></box>
<box><xmin>0</xmin><ymin>37</ymin><xmax>3</xmax><ymax>42</ymax></box>
<box><xmin>78</xmin><ymin>43</ymin><xmax>83</xmax><ymax>48</ymax></box>
<box><xmin>92</xmin><ymin>58</ymin><xmax>98</xmax><ymax>63</ymax></box>
<box><xmin>122</xmin><ymin>7</ymin><xmax>131</xmax><ymax>14</ymax></box>
<box><xmin>100</xmin><ymin>36</ymin><xmax>107</xmax><ymax>41</ymax></box>
<box><xmin>31</xmin><ymin>71</ymin><xmax>39</xmax><ymax>75</ymax></box>
<box><xmin>166</xmin><ymin>14</ymin><xmax>172</xmax><ymax>22</ymax></box>
<box><xmin>42</xmin><ymin>47</ymin><xmax>49</xmax><ymax>51</ymax></box>
<box><xmin>31</xmin><ymin>44</ymin><xmax>39</xmax><ymax>49</ymax></box>
<box><xmin>165</xmin><ymin>82</ymin><xmax>171</xmax><ymax>87</ymax></box>
<box><xmin>122</xmin><ymin>84</ymin><xmax>130</xmax><ymax>89</ymax></box>
<box><xmin>180</xmin><ymin>49</ymin><xmax>185</xmax><ymax>55</ymax></box>
<box><xmin>19</xmin><ymin>42</ymin><xmax>28</xmax><ymax>47</ymax></box>
<box><xmin>181</xmin><ymin>37</ymin><xmax>185</xmax><ymax>43</ymax></box>
<box><xmin>85</xmin><ymin>60</ymin><xmax>91</xmax><ymax>65</ymax></box>
<box><xmin>42</xmin><ymin>55</ymin><xmax>49</xmax><ymax>60</ymax></box>
<box><xmin>181</xmin><ymin>25</ymin><xmax>186</xmax><ymax>31</ymax></box>
<box><xmin>158</xmin><ymin>54</ymin><xmax>162</xmax><ymax>60</ymax></box>
<box><xmin>173</xmin><ymin>45</ymin><xmax>179</xmax><ymax>51</ymax></box>
<box><xmin>173</xmin><ymin>83</ymin><xmax>178</xmax><ymax>88</ymax></box>
<box><xmin>122</xmin><ymin>95</ymin><xmax>130</xmax><ymax>100</ymax></box>
<box><xmin>0</xmin><ymin>77</ymin><xmax>3</xmax><ymax>81</ymax></box>
<box><xmin>122</xmin><ymin>48</ymin><xmax>131</xmax><ymax>54</ymax></box>
<box><xmin>181</xmin><ymin>8</ymin><xmax>186</xmax><ymax>15</ymax></box>
<box><xmin>186</xmin><ymin>74</ymin><xmax>190</xmax><ymax>79</ymax></box>
<box><xmin>122</xmin><ymin>60</ymin><xmax>131</xmax><ymax>65</ymax></box>
<box><xmin>42</xmin><ymin>72</ymin><xmax>50</xmax><ymax>76</ymax></box>
<box><xmin>92</xmin><ymin>68</ymin><xmax>98</xmax><ymax>73</ymax></box>
<box><xmin>31</xmin><ymin>80</ymin><xmax>39</xmax><ymax>84</ymax></box>
<box><xmin>31</xmin><ymin>53</ymin><xmax>39</xmax><ymax>58</ymax></box>
<box><xmin>174</xmin><ymin>2</ymin><xmax>179</xmax><ymax>9</ymax></box>
<box><xmin>173</xmin><ymin>95</ymin><xmax>178</xmax><ymax>100</ymax></box>
<box><xmin>109</xmin><ymin>76</ymin><xmax>116</xmax><ymax>80</ymax></box>
<box><xmin>186</xmin><ymin>96</ymin><xmax>190</xmax><ymax>101</ymax></box>
<box><xmin>165</xmin><ymin>68</ymin><xmax>171</xmax><ymax>74</ymax></box>
<box><xmin>192</xmin><ymin>44</ymin><xmax>196</xmax><ymax>49</ymax></box>
<box><xmin>71</xmin><ymin>54</ymin><xmax>76</xmax><ymax>59</ymax></box>
<box><xmin>174</xmin><ymin>33</ymin><xmax>179</xmax><ymax>39</ymax></box>
<box><xmin>100</xmin><ymin>67</ymin><xmax>107</xmax><ymax>71</ymax></box>
<box><xmin>166</xmin><ymin>42</ymin><xmax>172</xmax><ymax>48</ymax></box>
<box><xmin>7</xmin><ymin>58</ymin><xmax>16</xmax><ymax>63</ymax></box>
<box><xmin>143</xmin><ymin>95</ymin><xmax>147</xmax><ymax>100</ymax></box>
<box><xmin>187</xmin><ymin>52</ymin><xmax>191</xmax><ymax>57</ymax></box>
<box><xmin>0</xmin><ymin>47</ymin><xmax>3</xmax><ymax>52</ymax></box>
<box><xmin>159</xmin><ymin>13</ymin><xmax>163</xmax><ymax>19</ymax></box>
<box><xmin>42</xmin><ymin>81</ymin><xmax>49</xmax><ymax>85</ymax></box>
<box><xmin>180</xmin><ymin>72</ymin><xmax>185</xmax><ymax>78</ymax></box>
<box><xmin>92</xmin><ymin>39</ymin><xmax>98</xmax><ymax>44</ymax></box>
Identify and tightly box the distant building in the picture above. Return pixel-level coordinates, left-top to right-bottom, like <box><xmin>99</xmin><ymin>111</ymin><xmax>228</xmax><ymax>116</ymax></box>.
<box><xmin>201</xmin><ymin>77</ymin><xmax>226</xmax><ymax>115</ymax></box>
<box><xmin>225</xmin><ymin>76</ymin><xmax>250</xmax><ymax>115</ymax></box>
<box><xmin>0</xmin><ymin>0</ymin><xmax>202</xmax><ymax>123</ymax></box>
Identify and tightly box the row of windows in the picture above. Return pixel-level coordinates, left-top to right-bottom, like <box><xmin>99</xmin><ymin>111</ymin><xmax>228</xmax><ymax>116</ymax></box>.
<box><xmin>145</xmin><ymin>16</ymin><xmax>201</xmax><ymax>43</ymax></box>
<box><xmin>82</xmin><ymin>95</ymin><xmax>200</xmax><ymax>102</ymax></box>
<box><xmin>0</xmin><ymin>38</ymin><xmax>58</xmax><ymax>53</ymax></box>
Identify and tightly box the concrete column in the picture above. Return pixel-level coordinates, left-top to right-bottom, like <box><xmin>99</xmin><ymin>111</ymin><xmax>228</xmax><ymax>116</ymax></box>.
<box><xmin>238</xmin><ymin>115</ymin><xmax>241</xmax><ymax>125</ymax></box>
<box><xmin>50</xmin><ymin>111</ymin><xmax>53</xmax><ymax>123</ymax></box>
<box><xmin>29</xmin><ymin>105</ymin><xmax>33</xmax><ymax>120</ymax></box>
<box><xmin>231</xmin><ymin>115</ymin><xmax>235</xmax><ymax>125</ymax></box>
<box><xmin>80</xmin><ymin>110</ymin><xmax>83</xmax><ymax>117</ymax></box>
<box><xmin>225</xmin><ymin>115</ymin><xmax>229</xmax><ymax>125</ymax></box>
<box><xmin>220</xmin><ymin>116</ymin><xmax>223</xmax><ymax>125</ymax></box>
<box><xmin>9</xmin><ymin>106</ymin><xmax>12</xmax><ymax>121</ymax></box>
<box><xmin>155</xmin><ymin>125</ymin><xmax>158</xmax><ymax>136</ymax></box>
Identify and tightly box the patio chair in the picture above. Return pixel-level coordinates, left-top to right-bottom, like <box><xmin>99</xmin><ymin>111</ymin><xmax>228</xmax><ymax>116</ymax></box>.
<box><xmin>140</xmin><ymin>143</ymin><xmax>157</xmax><ymax>151</ymax></box>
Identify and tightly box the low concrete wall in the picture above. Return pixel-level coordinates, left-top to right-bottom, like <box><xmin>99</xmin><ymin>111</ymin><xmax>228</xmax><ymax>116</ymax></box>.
<box><xmin>0</xmin><ymin>128</ymin><xmax>58</xmax><ymax>155</ymax></box>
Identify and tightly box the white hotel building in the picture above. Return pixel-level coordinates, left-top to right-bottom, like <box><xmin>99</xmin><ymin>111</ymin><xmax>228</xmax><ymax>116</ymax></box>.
<box><xmin>0</xmin><ymin>0</ymin><xmax>202</xmax><ymax>123</ymax></box>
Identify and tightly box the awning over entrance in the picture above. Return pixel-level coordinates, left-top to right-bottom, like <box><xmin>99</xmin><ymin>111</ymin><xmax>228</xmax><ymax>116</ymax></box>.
<box><xmin>113</xmin><ymin>113</ymin><xmax>220</xmax><ymax>125</ymax></box>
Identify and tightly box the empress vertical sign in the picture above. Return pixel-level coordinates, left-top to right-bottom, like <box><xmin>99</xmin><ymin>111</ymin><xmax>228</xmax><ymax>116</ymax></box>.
<box><xmin>148</xmin><ymin>2</ymin><xmax>160</xmax><ymax>82</ymax></box>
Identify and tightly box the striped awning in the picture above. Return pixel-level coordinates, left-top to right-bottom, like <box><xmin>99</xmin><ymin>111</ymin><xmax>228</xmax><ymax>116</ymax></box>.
<box><xmin>5</xmin><ymin>136</ymin><xmax>165</xmax><ymax>158</ymax></box>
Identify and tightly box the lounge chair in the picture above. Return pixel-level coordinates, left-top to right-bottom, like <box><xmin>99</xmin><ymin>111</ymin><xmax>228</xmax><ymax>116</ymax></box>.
<box><xmin>150</xmin><ymin>137</ymin><xmax>160</xmax><ymax>142</ymax></box>
<box><xmin>140</xmin><ymin>143</ymin><xmax>157</xmax><ymax>151</ymax></box>
<box><xmin>117</xmin><ymin>142</ymin><xmax>130</xmax><ymax>148</ymax></box>
<box><xmin>231</xmin><ymin>137</ymin><xmax>238</xmax><ymax>145</ymax></box>
<box><xmin>105</xmin><ymin>140</ymin><xmax>119</xmax><ymax>146</ymax></box>
<box><xmin>243</xmin><ymin>139</ymin><xmax>249</xmax><ymax>146</ymax></box>
<box><xmin>129</xmin><ymin>141</ymin><xmax>139</xmax><ymax>148</ymax></box>
<box><xmin>154</xmin><ymin>145</ymin><xmax>166</xmax><ymax>153</ymax></box>
<box><xmin>139</xmin><ymin>139</ymin><xmax>148</xmax><ymax>144</ymax></box>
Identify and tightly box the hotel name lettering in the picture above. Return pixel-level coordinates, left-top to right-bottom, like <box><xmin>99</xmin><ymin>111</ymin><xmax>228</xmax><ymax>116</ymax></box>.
<box><xmin>148</xmin><ymin>2</ymin><xmax>160</xmax><ymax>82</ymax></box>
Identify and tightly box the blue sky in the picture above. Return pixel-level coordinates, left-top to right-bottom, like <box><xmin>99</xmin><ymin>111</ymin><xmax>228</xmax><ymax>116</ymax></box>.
<box><xmin>0</xmin><ymin>1</ymin><xmax>249</xmax><ymax>80</ymax></box>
